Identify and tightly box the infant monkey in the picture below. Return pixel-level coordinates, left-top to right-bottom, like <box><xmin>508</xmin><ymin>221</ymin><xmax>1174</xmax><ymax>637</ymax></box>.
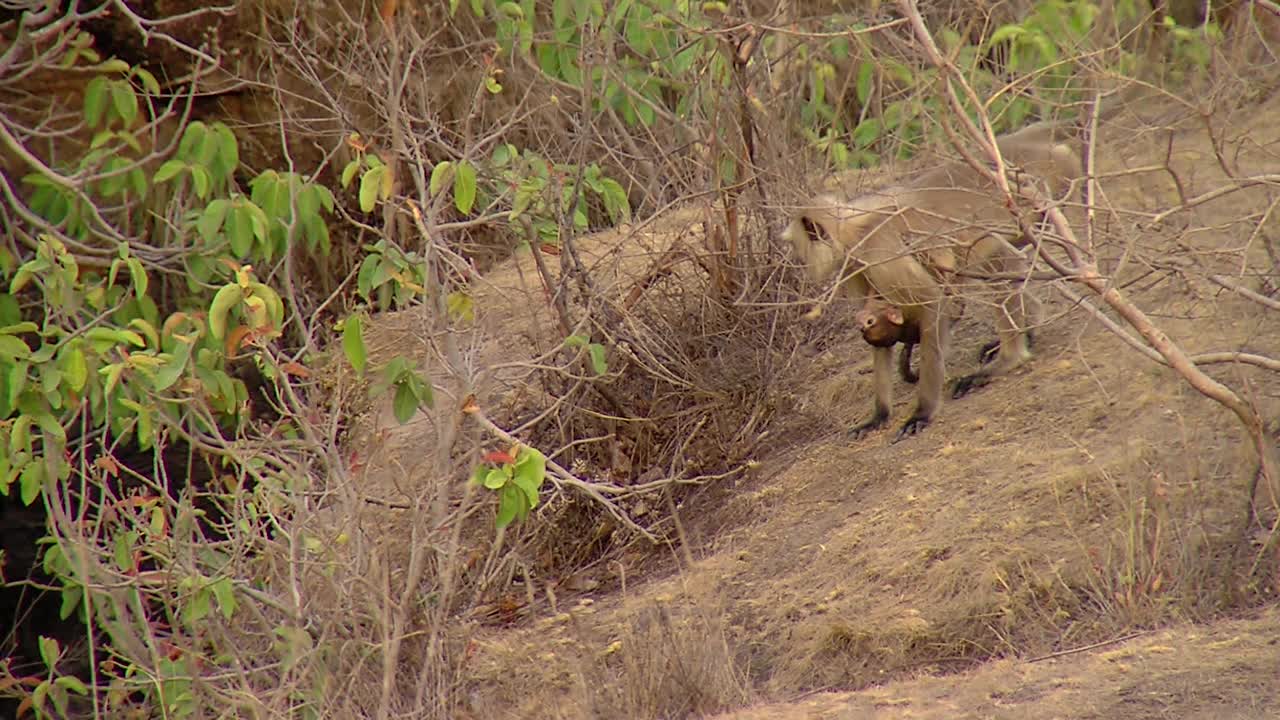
<box><xmin>857</xmin><ymin>296</ymin><xmax>1031</xmax><ymax>385</ymax></box>
<box><xmin>855</xmin><ymin>297</ymin><xmax>919</xmax><ymax>384</ymax></box>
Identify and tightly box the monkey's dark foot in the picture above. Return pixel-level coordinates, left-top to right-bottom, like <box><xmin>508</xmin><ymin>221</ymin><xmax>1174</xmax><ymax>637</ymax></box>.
<box><xmin>891</xmin><ymin>415</ymin><xmax>931</xmax><ymax>443</ymax></box>
<box><xmin>951</xmin><ymin>371</ymin><xmax>993</xmax><ymax>399</ymax></box>
<box><xmin>977</xmin><ymin>331</ymin><xmax>1035</xmax><ymax>365</ymax></box>
<box><xmin>849</xmin><ymin>413</ymin><xmax>888</xmax><ymax>440</ymax></box>
<box><xmin>903</xmin><ymin>369</ymin><xmax>920</xmax><ymax>385</ymax></box>
<box><xmin>977</xmin><ymin>339</ymin><xmax>1001</xmax><ymax>365</ymax></box>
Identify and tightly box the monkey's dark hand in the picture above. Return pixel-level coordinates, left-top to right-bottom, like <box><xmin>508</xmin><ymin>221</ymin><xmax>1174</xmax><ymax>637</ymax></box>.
<box><xmin>891</xmin><ymin>415</ymin><xmax>930</xmax><ymax>443</ymax></box>
<box><xmin>951</xmin><ymin>371</ymin><xmax>992</xmax><ymax>398</ymax></box>
<box><xmin>848</xmin><ymin>412</ymin><xmax>888</xmax><ymax>440</ymax></box>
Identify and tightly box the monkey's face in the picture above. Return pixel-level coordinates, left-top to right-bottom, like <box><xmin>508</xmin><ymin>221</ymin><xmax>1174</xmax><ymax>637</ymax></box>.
<box><xmin>856</xmin><ymin>305</ymin><xmax>905</xmax><ymax>347</ymax></box>
<box><xmin>784</xmin><ymin>216</ymin><xmax>841</xmax><ymax>283</ymax></box>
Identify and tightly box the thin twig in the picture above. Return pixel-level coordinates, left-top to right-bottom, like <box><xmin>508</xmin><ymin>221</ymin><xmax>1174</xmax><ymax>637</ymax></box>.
<box><xmin>1026</xmin><ymin>631</ymin><xmax>1150</xmax><ymax>663</ymax></box>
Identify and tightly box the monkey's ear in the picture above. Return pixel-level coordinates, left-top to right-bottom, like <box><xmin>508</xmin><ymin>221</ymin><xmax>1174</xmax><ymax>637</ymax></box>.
<box><xmin>886</xmin><ymin>306</ymin><xmax>904</xmax><ymax>325</ymax></box>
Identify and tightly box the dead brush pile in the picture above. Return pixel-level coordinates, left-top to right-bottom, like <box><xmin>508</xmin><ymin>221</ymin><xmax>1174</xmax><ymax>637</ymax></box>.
<box><xmin>334</xmin><ymin>198</ymin><xmax>838</xmax><ymax>637</ymax></box>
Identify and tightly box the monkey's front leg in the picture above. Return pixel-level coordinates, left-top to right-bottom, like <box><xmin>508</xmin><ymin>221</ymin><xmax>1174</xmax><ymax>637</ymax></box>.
<box><xmin>849</xmin><ymin>345</ymin><xmax>894</xmax><ymax>439</ymax></box>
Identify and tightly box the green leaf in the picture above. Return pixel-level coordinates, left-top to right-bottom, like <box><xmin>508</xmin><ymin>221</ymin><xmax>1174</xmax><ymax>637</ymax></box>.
<box><xmin>227</xmin><ymin>205</ymin><xmax>256</xmax><ymax>256</ymax></box>
<box><xmin>10</xmin><ymin>415</ymin><xmax>31</xmax><ymax>457</ymax></box>
<box><xmin>358</xmin><ymin>166</ymin><xmax>384</xmax><ymax>213</ymax></box>
<box><xmin>212</xmin><ymin>123</ymin><xmax>239</xmax><ymax>180</ymax></box>
<box><xmin>84</xmin><ymin>77</ymin><xmax>108</xmax><ymax>128</ymax></box>
<box><xmin>96</xmin><ymin>58</ymin><xmax>130</xmax><ymax>74</ymax></box>
<box><xmin>511</xmin><ymin>183</ymin><xmax>537</xmax><ymax>219</ymax></box>
<box><xmin>211</xmin><ymin>577</ymin><xmax>237</xmax><ymax>620</ymax></box>
<box><xmin>484</xmin><ymin>467</ymin><xmax>509</xmax><ymax>489</ymax></box>
<box><xmin>303</xmin><ymin>214</ymin><xmax>331</xmax><ymax>255</ymax></box>
<box><xmin>495</xmin><ymin>483</ymin><xmax>525</xmax><ymax>528</ymax></box>
<box><xmin>198</xmin><ymin>198</ymin><xmax>229</xmax><ymax>244</ymax></box>
<box><xmin>20</xmin><ymin>460</ymin><xmax>44</xmax><ymax>506</ymax></box>
<box><xmin>252</xmin><ymin>170</ymin><xmax>290</xmax><ymax>219</ymax></box>
<box><xmin>58</xmin><ymin>587</ymin><xmax>81</xmax><ymax>620</ymax></box>
<box><xmin>110</xmin><ymin>81</ymin><xmax>138</xmax><ymax>126</ymax></box>
<box><xmin>512</xmin><ymin>447</ymin><xmax>546</xmax><ymax>509</ymax></box>
<box><xmin>356</xmin><ymin>255</ymin><xmax>379</xmax><ymax>300</ymax></box>
<box><xmin>178</xmin><ymin>121</ymin><xmax>206</xmax><ymax>159</ymax></box>
<box><xmin>599</xmin><ymin>177</ymin><xmax>631</xmax><ymax>224</ymax></box>
<box><xmin>61</xmin><ymin>347</ymin><xmax>88</xmax><ymax>392</ymax></box>
<box><xmin>852</xmin><ymin>118</ymin><xmax>882</xmax><ymax>149</ymax></box>
<box><xmin>587</xmin><ymin>343</ymin><xmax>608</xmax><ymax>375</ymax></box>
<box><xmin>855</xmin><ymin>61</ymin><xmax>875</xmax><ymax>105</ymax></box>
<box><xmin>31</xmin><ymin>681</ymin><xmax>47</xmax><ymax>715</ymax></box>
<box><xmin>127</xmin><ymin>257</ymin><xmax>147</xmax><ymax>296</ymax></box>
<box><xmin>0</xmin><ymin>321</ymin><xmax>36</xmax><ymax>336</ymax></box>
<box><xmin>113</xmin><ymin>531</ymin><xmax>134</xmax><ymax>572</ymax></box>
<box><xmin>988</xmin><ymin>24</ymin><xmax>1025</xmax><ymax>49</ymax></box>
<box><xmin>53</xmin><ymin>676</ymin><xmax>88</xmax><ymax>696</ymax></box>
<box><xmin>341</xmin><ymin>159</ymin><xmax>360</xmax><ymax>189</ymax></box>
<box><xmin>313</xmin><ymin>184</ymin><xmax>336</xmax><ymax>213</ymax></box>
<box><xmin>150</xmin><ymin>339</ymin><xmax>192</xmax><ymax>392</ymax></box>
<box><xmin>38</xmin><ymin>636</ymin><xmax>60</xmax><ymax>670</ymax></box>
<box><xmin>0</xmin><ymin>295</ymin><xmax>21</xmax><ymax>326</ymax></box>
<box><xmin>392</xmin><ymin>381</ymin><xmax>418</xmax><ymax>423</ymax></box>
<box><xmin>537</xmin><ymin>43</ymin><xmax>561</xmax><ymax>76</ymax></box>
<box><xmin>184</xmin><ymin>586</ymin><xmax>211</xmax><ymax>624</ymax></box>
<box><xmin>132</xmin><ymin>67</ymin><xmax>161</xmax><ymax>95</ymax></box>
<box><xmin>208</xmin><ymin>284</ymin><xmax>244</xmax><ymax>340</ymax></box>
<box><xmin>491</xmin><ymin>143</ymin><xmax>515</xmax><ymax>167</ymax></box>
<box><xmin>100</xmin><ymin>362</ymin><xmax>125</xmax><ymax>396</ymax></box>
<box><xmin>429</xmin><ymin>161</ymin><xmax>453</xmax><ymax>196</ymax></box>
<box><xmin>409</xmin><ymin>372</ymin><xmax>433</xmax><ymax>409</ymax></box>
<box><xmin>190</xmin><ymin>165</ymin><xmax>211</xmax><ymax>199</ymax></box>
<box><xmin>154</xmin><ymin>159</ymin><xmax>186</xmax><ymax>184</ymax></box>
<box><xmin>128</xmin><ymin>167</ymin><xmax>147</xmax><ymax>200</ymax></box>
<box><xmin>342</xmin><ymin>315</ymin><xmax>367</xmax><ymax>374</ymax></box>
<box><xmin>8</xmin><ymin>363</ymin><xmax>27</xmax><ymax>410</ymax></box>
<box><xmin>0</xmin><ymin>335</ymin><xmax>31</xmax><ymax>360</ymax></box>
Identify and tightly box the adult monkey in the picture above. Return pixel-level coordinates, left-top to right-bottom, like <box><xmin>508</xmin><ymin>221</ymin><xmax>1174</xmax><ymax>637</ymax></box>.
<box><xmin>783</xmin><ymin>180</ymin><xmax>1054</xmax><ymax>441</ymax></box>
<box><xmin>785</xmin><ymin>118</ymin><xmax>1088</xmax><ymax>441</ymax></box>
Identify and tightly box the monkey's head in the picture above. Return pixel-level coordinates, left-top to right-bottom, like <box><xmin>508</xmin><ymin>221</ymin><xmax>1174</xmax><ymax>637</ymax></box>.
<box><xmin>855</xmin><ymin>301</ymin><xmax>906</xmax><ymax>348</ymax></box>
<box><xmin>782</xmin><ymin>201</ymin><xmax>842</xmax><ymax>283</ymax></box>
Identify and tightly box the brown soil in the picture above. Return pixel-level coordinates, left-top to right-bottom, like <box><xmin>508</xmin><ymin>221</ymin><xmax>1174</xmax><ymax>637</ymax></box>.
<box><xmin>353</xmin><ymin>86</ymin><xmax>1280</xmax><ymax>719</ymax></box>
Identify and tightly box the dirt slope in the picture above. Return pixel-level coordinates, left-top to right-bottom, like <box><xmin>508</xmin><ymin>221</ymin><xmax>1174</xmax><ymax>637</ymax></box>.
<box><xmin>351</xmin><ymin>86</ymin><xmax>1280</xmax><ymax>719</ymax></box>
<box><xmin>714</xmin><ymin>606</ymin><xmax>1280</xmax><ymax>719</ymax></box>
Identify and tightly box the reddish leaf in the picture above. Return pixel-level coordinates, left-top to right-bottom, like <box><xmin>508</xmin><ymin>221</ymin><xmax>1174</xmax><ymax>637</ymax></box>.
<box><xmin>281</xmin><ymin>361</ymin><xmax>312</xmax><ymax>377</ymax></box>
<box><xmin>483</xmin><ymin>450</ymin><xmax>516</xmax><ymax>465</ymax></box>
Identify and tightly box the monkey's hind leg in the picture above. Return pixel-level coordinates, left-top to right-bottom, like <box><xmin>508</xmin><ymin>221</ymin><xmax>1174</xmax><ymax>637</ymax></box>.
<box><xmin>954</xmin><ymin>287</ymin><xmax>1040</xmax><ymax>398</ymax></box>
<box><xmin>977</xmin><ymin>330</ymin><xmax>1036</xmax><ymax>365</ymax></box>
